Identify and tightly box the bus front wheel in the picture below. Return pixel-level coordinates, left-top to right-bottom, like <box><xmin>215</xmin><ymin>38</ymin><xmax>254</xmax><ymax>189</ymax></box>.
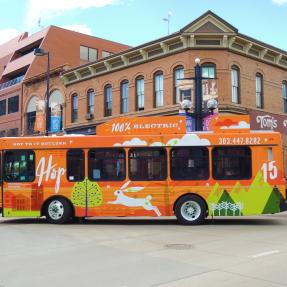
<box><xmin>175</xmin><ymin>195</ymin><xmax>206</xmax><ymax>225</ymax></box>
<box><xmin>45</xmin><ymin>197</ymin><xmax>72</xmax><ymax>224</ymax></box>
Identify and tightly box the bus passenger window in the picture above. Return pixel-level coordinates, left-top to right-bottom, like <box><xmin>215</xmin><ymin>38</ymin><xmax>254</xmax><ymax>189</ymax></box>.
<box><xmin>88</xmin><ymin>149</ymin><xmax>126</xmax><ymax>181</ymax></box>
<box><xmin>67</xmin><ymin>149</ymin><xmax>85</xmax><ymax>181</ymax></box>
<box><xmin>212</xmin><ymin>147</ymin><xmax>252</xmax><ymax>180</ymax></box>
<box><xmin>170</xmin><ymin>147</ymin><xmax>209</xmax><ymax>180</ymax></box>
<box><xmin>128</xmin><ymin>148</ymin><xmax>167</xmax><ymax>181</ymax></box>
<box><xmin>4</xmin><ymin>150</ymin><xmax>35</xmax><ymax>182</ymax></box>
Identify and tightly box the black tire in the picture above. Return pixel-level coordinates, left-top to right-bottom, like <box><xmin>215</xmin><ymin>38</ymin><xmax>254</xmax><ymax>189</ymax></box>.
<box><xmin>45</xmin><ymin>197</ymin><xmax>72</xmax><ymax>224</ymax></box>
<box><xmin>175</xmin><ymin>195</ymin><xmax>206</xmax><ymax>225</ymax></box>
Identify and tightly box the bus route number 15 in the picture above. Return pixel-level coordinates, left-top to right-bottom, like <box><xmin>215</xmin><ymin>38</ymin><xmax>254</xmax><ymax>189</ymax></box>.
<box><xmin>261</xmin><ymin>161</ymin><xmax>278</xmax><ymax>182</ymax></box>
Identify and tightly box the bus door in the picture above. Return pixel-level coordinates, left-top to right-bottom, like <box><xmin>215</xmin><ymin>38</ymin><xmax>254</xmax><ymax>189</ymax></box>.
<box><xmin>0</xmin><ymin>151</ymin><xmax>2</xmax><ymax>214</ymax></box>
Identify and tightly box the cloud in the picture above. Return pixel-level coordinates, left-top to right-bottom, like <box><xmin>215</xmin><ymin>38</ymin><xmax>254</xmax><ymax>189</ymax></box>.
<box><xmin>166</xmin><ymin>134</ymin><xmax>210</xmax><ymax>146</ymax></box>
<box><xmin>114</xmin><ymin>138</ymin><xmax>147</xmax><ymax>147</ymax></box>
<box><xmin>62</xmin><ymin>24</ymin><xmax>92</xmax><ymax>35</ymax></box>
<box><xmin>220</xmin><ymin>121</ymin><xmax>250</xmax><ymax>130</ymax></box>
<box><xmin>0</xmin><ymin>28</ymin><xmax>21</xmax><ymax>45</ymax></box>
<box><xmin>272</xmin><ymin>0</ymin><xmax>287</xmax><ymax>5</ymax></box>
<box><xmin>25</xmin><ymin>0</ymin><xmax>119</xmax><ymax>28</ymax></box>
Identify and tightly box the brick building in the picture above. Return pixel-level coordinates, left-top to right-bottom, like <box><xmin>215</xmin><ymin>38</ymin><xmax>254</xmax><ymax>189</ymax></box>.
<box><xmin>24</xmin><ymin>11</ymin><xmax>287</xmax><ymax>149</ymax></box>
<box><xmin>0</xmin><ymin>26</ymin><xmax>129</xmax><ymax>136</ymax></box>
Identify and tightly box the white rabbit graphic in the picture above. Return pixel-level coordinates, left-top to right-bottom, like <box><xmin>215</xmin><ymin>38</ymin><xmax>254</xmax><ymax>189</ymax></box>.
<box><xmin>108</xmin><ymin>181</ymin><xmax>161</xmax><ymax>216</ymax></box>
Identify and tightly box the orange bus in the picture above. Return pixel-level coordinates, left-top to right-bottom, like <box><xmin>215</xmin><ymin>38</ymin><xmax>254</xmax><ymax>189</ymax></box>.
<box><xmin>0</xmin><ymin>115</ymin><xmax>286</xmax><ymax>224</ymax></box>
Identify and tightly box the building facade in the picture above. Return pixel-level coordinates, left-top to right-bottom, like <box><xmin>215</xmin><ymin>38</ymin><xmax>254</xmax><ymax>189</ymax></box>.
<box><xmin>22</xmin><ymin>11</ymin><xmax>287</xmax><ymax>158</ymax></box>
<box><xmin>0</xmin><ymin>26</ymin><xmax>130</xmax><ymax>136</ymax></box>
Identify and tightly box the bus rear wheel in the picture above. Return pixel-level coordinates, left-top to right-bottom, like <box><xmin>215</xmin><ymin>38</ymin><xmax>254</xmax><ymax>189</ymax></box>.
<box><xmin>175</xmin><ymin>195</ymin><xmax>206</xmax><ymax>225</ymax></box>
<box><xmin>45</xmin><ymin>198</ymin><xmax>72</xmax><ymax>224</ymax></box>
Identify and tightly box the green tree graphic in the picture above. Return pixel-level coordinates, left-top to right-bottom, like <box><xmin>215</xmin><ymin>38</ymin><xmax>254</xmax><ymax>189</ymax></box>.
<box><xmin>72</xmin><ymin>177</ymin><xmax>103</xmax><ymax>207</ymax></box>
<box><xmin>262</xmin><ymin>187</ymin><xmax>282</xmax><ymax>214</ymax></box>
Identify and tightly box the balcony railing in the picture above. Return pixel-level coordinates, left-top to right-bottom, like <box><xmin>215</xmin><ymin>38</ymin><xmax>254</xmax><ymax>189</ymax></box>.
<box><xmin>0</xmin><ymin>75</ymin><xmax>24</xmax><ymax>91</ymax></box>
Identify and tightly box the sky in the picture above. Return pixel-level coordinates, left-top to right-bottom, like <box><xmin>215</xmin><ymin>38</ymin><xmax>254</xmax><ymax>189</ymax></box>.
<box><xmin>0</xmin><ymin>0</ymin><xmax>287</xmax><ymax>50</ymax></box>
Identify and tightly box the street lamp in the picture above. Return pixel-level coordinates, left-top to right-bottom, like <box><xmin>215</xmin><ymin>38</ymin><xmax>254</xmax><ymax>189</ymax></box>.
<box><xmin>34</xmin><ymin>48</ymin><xmax>50</xmax><ymax>136</ymax></box>
<box><xmin>180</xmin><ymin>58</ymin><xmax>218</xmax><ymax>131</ymax></box>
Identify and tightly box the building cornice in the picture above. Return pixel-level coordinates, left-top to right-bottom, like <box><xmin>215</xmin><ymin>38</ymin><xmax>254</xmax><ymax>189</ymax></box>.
<box><xmin>61</xmin><ymin>11</ymin><xmax>287</xmax><ymax>86</ymax></box>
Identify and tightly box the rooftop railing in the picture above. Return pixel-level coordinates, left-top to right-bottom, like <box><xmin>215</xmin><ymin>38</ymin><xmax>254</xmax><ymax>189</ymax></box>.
<box><xmin>0</xmin><ymin>75</ymin><xmax>24</xmax><ymax>91</ymax></box>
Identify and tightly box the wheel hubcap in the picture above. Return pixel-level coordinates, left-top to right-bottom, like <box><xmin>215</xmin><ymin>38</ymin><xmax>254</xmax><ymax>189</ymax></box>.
<box><xmin>48</xmin><ymin>200</ymin><xmax>64</xmax><ymax>220</ymax></box>
<box><xmin>181</xmin><ymin>201</ymin><xmax>201</xmax><ymax>221</ymax></box>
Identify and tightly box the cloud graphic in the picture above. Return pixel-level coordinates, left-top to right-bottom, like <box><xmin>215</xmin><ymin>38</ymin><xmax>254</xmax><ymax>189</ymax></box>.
<box><xmin>166</xmin><ymin>134</ymin><xmax>210</xmax><ymax>146</ymax></box>
<box><xmin>25</xmin><ymin>0</ymin><xmax>119</xmax><ymax>28</ymax></box>
<box><xmin>220</xmin><ymin>121</ymin><xmax>250</xmax><ymax>130</ymax></box>
<box><xmin>150</xmin><ymin>142</ymin><xmax>164</xmax><ymax>147</ymax></box>
<box><xmin>114</xmin><ymin>137</ymin><xmax>147</xmax><ymax>147</ymax></box>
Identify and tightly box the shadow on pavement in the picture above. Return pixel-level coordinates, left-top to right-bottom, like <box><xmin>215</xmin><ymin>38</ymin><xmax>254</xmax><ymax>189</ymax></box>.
<box><xmin>0</xmin><ymin>215</ymin><xmax>286</xmax><ymax>226</ymax></box>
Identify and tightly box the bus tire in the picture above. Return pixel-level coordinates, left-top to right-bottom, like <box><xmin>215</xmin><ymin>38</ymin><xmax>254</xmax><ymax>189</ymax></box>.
<box><xmin>45</xmin><ymin>197</ymin><xmax>72</xmax><ymax>224</ymax></box>
<box><xmin>175</xmin><ymin>195</ymin><xmax>206</xmax><ymax>225</ymax></box>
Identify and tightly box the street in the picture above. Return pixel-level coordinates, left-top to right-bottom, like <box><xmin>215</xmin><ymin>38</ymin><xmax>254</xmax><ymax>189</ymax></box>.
<box><xmin>1</xmin><ymin>214</ymin><xmax>287</xmax><ymax>287</ymax></box>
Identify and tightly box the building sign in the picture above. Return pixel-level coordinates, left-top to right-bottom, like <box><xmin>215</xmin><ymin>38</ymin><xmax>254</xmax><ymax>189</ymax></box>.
<box><xmin>50</xmin><ymin>103</ymin><xmax>62</xmax><ymax>133</ymax></box>
<box><xmin>35</xmin><ymin>99</ymin><xmax>45</xmax><ymax>133</ymax></box>
<box><xmin>202</xmin><ymin>79</ymin><xmax>218</xmax><ymax>113</ymax></box>
<box><xmin>250</xmin><ymin>110</ymin><xmax>287</xmax><ymax>135</ymax></box>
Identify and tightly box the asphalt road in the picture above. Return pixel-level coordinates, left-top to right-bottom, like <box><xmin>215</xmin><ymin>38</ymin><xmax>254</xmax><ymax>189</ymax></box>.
<box><xmin>1</xmin><ymin>214</ymin><xmax>287</xmax><ymax>287</ymax></box>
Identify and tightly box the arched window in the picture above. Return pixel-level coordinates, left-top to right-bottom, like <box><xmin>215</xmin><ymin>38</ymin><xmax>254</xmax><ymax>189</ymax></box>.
<box><xmin>104</xmin><ymin>84</ymin><xmax>112</xmax><ymax>117</ymax></box>
<box><xmin>49</xmin><ymin>89</ymin><xmax>64</xmax><ymax>132</ymax></box>
<box><xmin>256</xmin><ymin>73</ymin><xmax>263</xmax><ymax>108</ymax></box>
<box><xmin>26</xmin><ymin>96</ymin><xmax>39</xmax><ymax>134</ymax></box>
<box><xmin>120</xmin><ymin>80</ymin><xmax>129</xmax><ymax>114</ymax></box>
<box><xmin>154</xmin><ymin>71</ymin><xmax>164</xmax><ymax>107</ymax></box>
<box><xmin>283</xmin><ymin>81</ymin><xmax>287</xmax><ymax>113</ymax></box>
<box><xmin>87</xmin><ymin>89</ymin><xmax>95</xmax><ymax>114</ymax></box>
<box><xmin>231</xmin><ymin>65</ymin><xmax>240</xmax><ymax>104</ymax></box>
<box><xmin>71</xmin><ymin>93</ymin><xmax>78</xmax><ymax>122</ymax></box>
<box><xmin>135</xmin><ymin>76</ymin><xmax>144</xmax><ymax>111</ymax></box>
<box><xmin>174</xmin><ymin>66</ymin><xmax>184</xmax><ymax>104</ymax></box>
<box><xmin>201</xmin><ymin>63</ymin><xmax>216</xmax><ymax>79</ymax></box>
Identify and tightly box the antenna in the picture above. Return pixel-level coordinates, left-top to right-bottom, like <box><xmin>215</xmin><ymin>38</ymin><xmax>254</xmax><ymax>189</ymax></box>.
<box><xmin>163</xmin><ymin>11</ymin><xmax>172</xmax><ymax>35</ymax></box>
<box><xmin>38</xmin><ymin>18</ymin><xmax>44</xmax><ymax>29</ymax></box>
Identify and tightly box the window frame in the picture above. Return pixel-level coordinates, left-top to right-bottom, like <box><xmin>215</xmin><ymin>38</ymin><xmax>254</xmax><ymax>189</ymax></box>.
<box><xmin>104</xmin><ymin>84</ymin><xmax>112</xmax><ymax>117</ymax></box>
<box><xmin>8</xmin><ymin>95</ymin><xmax>19</xmax><ymax>114</ymax></box>
<box><xmin>66</xmin><ymin>149</ymin><xmax>85</xmax><ymax>182</ymax></box>
<box><xmin>212</xmin><ymin>146</ymin><xmax>252</xmax><ymax>180</ymax></box>
<box><xmin>87</xmin><ymin>89</ymin><xmax>95</xmax><ymax>114</ymax></box>
<box><xmin>201</xmin><ymin>63</ymin><xmax>216</xmax><ymax>79</ymax></box>
<box><xmin>231</xmin><ymin>65</ymin><xmax>240</xmax><ymax>104</ymax></box>
<box><xmin>4</xmin><ymin>150</ymin><xmax>35</xmax><ymax>182</ymax></box>
<box><xmin>256</xmin><ymin>73</ymin><xmax>263</xmax><ymax>108</ymax></box>
<box><xmin>0</xmin><ymin>99</ymin><xmax>6</xmax><ymax>116</ymax></box>
<box><xmin>88</xmin><ymin>148</ymin><xmax>126</xmax><ymax>182</ymax></box>
<box><xmin>128</xmin><ymin>147</ymin><xmax>167</xmax><ymax>181</ymax></box>
<box><xmin>282</xmin><ymin>80</ymin><xmax>287</xmax><ymax>113</ymax></box>
<box><xmin>173</xmin><ymin>66</ymin><xmax>184</xmax><ymax>104</ymax></box>
<box><xmin>170</xmin><ymin>147</ymin><xmax>210</xmax><ymax>181</ymax></box>
<box><xmin>80</xmin><ymin>46</ymin><xmax>98</xmax><ymax>62</ymax></box>
<box><xmin>135</xmin><ymin>76</ymin><xmax>145</xmax><ymax>111</ymax></box>
<box><xmin>120</xmin><ymin>80</ymin><xmax>129</xmax><ymax>114</ymax></box>
<box><xmin>71</xmin><ymin>93</ymin><xmax>78</xmax><ymax>123</ymax></box>
<box><xmin>154</xmin><ymin>71</ymin><xmax>164</xmax><ymax>108</ymax></box>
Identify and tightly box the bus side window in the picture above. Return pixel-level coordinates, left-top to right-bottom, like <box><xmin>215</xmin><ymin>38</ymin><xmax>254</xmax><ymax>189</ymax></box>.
<box><xmin>128</xmin><ymin>148</ymin><xmax>167</xmax><ymax>181</ymax></box>
<box><xmin>88</xmin><ymin>148</ymin><xmax>126</xmax><ymax>181</ymax></box>
<box><xmin>212</xmin><ymin>146</ymin><xmax>252</xmax><ymax>180</ymax></box>
<box><xmin>4</xmin><ymin>150</ymin><xmax>35</xmax><ymax>182</ymax></box>
<box><xmin>67</xmin><ymin>149</ymin><xmax>85</xmax><ymax>182</ymax></box>
<box><xmin>170</xmin><ymin>147</ymin><xmax>209</xmax><ymax>180</ymax></box>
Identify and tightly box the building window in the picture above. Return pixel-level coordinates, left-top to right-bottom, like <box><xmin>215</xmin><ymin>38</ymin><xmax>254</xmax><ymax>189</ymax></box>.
<box><xmin>102</xmin><ymin>51</ymin><xmax>113</xmax><ymax>58</ymax></box>
<box><xmin>7</xmin><ymin>128</ymin><xmax>18</xmax><ymax>137</ymax></box>
<box><xmin>120</xmin><ymin>80</ymin><xmax>129</xmax><ymax>114</ymax></box>
<box><xmin>0</xmin><ymin>130</ymin><xmax>6</xmax><ymax>137</ymax></box>
<box><xmin>129</xmin><ymin>148</ymin><xmax>167</xmax><ymax>181</ymax></box>
<box><xmin>8</xmin><ymin>95</ymin><xmax>19</xmax><ymax>113</ymax></box>
<box><xmin>0</xmin><ymin>99</ymin><xmax>6</xmax><ymax>116</ymax></box>
<box><xmin>80</xmin><ymin>46</ymin><xmax>97</xmax><ymax>61</ymax></box>
<box><xmin>136</xmin><ymin>76</ymin><xmax>144</xmax><ymax>111</ymax></box>
<box><xmin>88</xmin><ymin>148</ymin><xmax>126</xmax><ymax>181</ymax></box>
<box><xmin>212</xmin><ymin>147</ymin><xmax>252</xmax><ymax>180</ymax></box>
<box><xmin>170</xmin><ymin>147</ymin><xmax>209</xmax><ymax>180</ymax></box>
<box><xmin>26</xmin><ymin>96</ymin><xmax>38</xmax><ymax>134</ymax></box>
<box><xmin>104</xmin><ymin>84</ymin><xmax>112</xmax><ymax>117</ymax></box>
<box><xmin>231</xmin><ymin>66</ymin><xmax>240</xmax><ymax>104</ymax></box>
<box><xmin>71</xmin><ymin>94</ymin><xmax>78</xmax><ymax>123</ymax></box>
<box><xmin>87</xmin><ymin>89</ymin><xmax>95</xmax><ymax>114</ymax></box>
<box><xmin>154</xmin><ymin>71</ymin><xmax>164</xmax><ymax>107</ymax></box>
<box><xmin>174</xmin><ymin>66</ymin><xmax>184</xmax><ymax>104</ymax></box>
<box><xmin>256</xmin><ymin>73</ymin><xmax>263</xmax><ymax>108</ymax></box>
<box><xmin>283</xmin><ymin>81</ymin><xmax>287</xmax><ymax>113</ymax></box>
<box><xmin>201</xmin><ymin>63</ymin><xmax>216</xmax><ymax>79</ymax></box>
<box><xmin>67</xmin><ymin>149</ymin><xmax>85</xmax><ymax>182</ymax></box>
<box><xmin>4</xmin><ymin>150</ymin><xmax>35</xmax><ymax>182</ymax></box>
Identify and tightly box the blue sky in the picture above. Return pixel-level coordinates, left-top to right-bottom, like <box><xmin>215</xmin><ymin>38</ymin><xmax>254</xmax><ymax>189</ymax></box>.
<box><xmin>0</xmin><ymin>0</ymin><xmax>287</xmax><ymax>50</ymax></box>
